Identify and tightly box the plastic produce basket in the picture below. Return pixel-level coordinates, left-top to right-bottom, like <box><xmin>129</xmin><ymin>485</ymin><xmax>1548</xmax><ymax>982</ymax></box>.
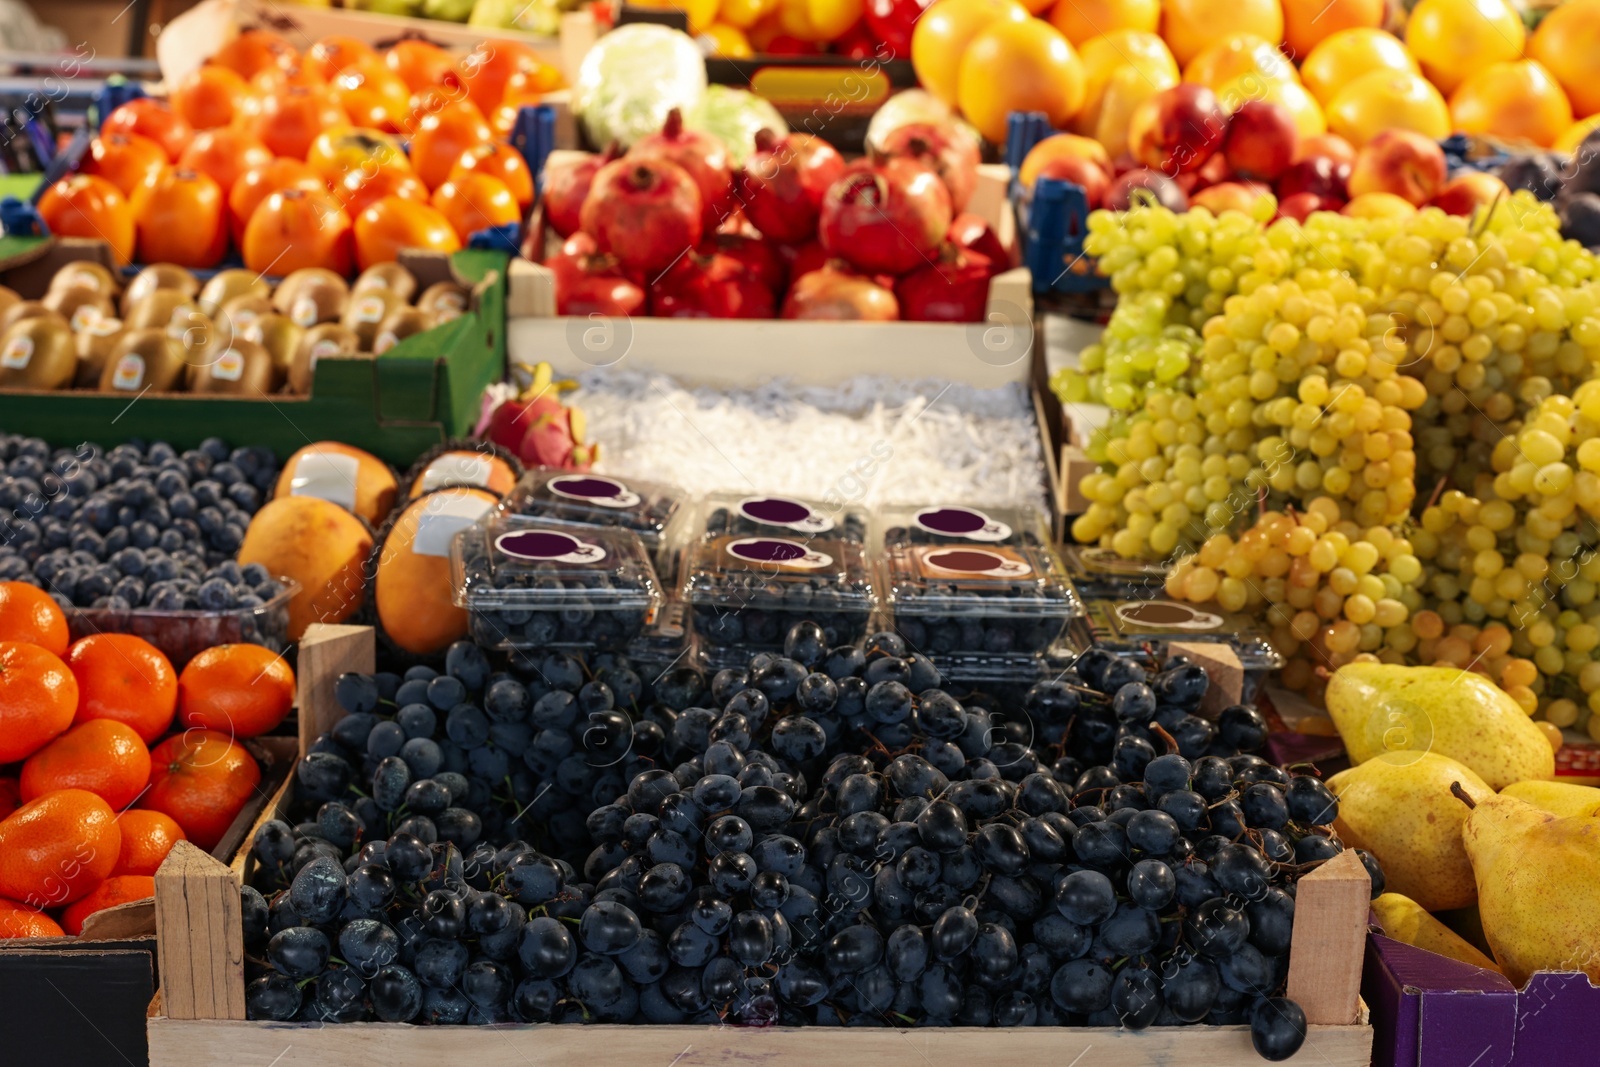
<box><xmin>1006</xmin><ymin>111</ymin><xmax>1110</xmax><ymax>296</ymax></box>
<box><xmin>64</xmin><ymin>578</ymin><xmax>298</xmax><ymax>668</ymax></box>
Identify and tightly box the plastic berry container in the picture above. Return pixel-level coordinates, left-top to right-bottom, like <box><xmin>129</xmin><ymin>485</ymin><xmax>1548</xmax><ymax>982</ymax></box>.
<box><xmin>63</xmin><ymin>579</ymin><xmax>299</xmax><ymax>668</ymax></box>
<box><xmin>878</xmin><ymin>503</ymin><xmax>1051</xmax><ymax>550</ymax></box>
<box><xmin>682</xmin><ymin>533</ymin><xmax>877</xmax><ymax>663</ymax></box>
<box><xmin>1071</xmin><ymin>597</ymin><xmax>1287</xmax><ymax>702</ymax></box>
<box><xmin>1058</xmin><ymin>544</ymin><xmax>1170</xmax><ymax>600</ymax></box>
<box><xmin>500</xmin><ymin>469</ymin><xmax>687</xmax><ymax>580</ymax></box>
<box><xmin>883</xmin><ymin>539</ymin><xmax>1083</xmax><ymax>657</ymax></box>
<box><xmin>697</xmin><ymin>493</ymin><xmax>869</xmax><ymax>545</ymax></box>
<box><xmin>451</xmin><ymin>516</ymin><xmax>662</xmax><ymax>652</ymax></box>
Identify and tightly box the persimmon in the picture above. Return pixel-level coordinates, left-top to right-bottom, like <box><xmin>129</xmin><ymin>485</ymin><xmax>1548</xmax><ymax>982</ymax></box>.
<box><xmin>0</xmin><ymin>581</ymin><xmax>69</xmax><ymax>656</ymax></box>
<box><xmin>66</xmin><ymin>633</ymin><xmax>178</xmax><ymax>743</ymax></box>
<box><xmin>178</xmin><ymin>127</ymin><xmax>274</xmax><ymax>196</ymax></box>
<box><xmin>450</xmin><ymin>142</ymin><xmax>535</xmax><ymax>208</ymax></box>
<box><xmin>305</xmin><ymin>126</ymin><xmax>409</xmax><ymax>185</ymax></box>
<box><xmin>410</xmin><ymin>101</ymin><xmax>494</xmax><ymax>189</ymax></box>
<box><xmin>385</xmin><ymin>39</ymin><xmax>457</xmax><ymax>93</ymax></box>
<box><xmin>176</xmin><ymin>644</ymin><xmax>295</xmax><ymax>738</ymax></box>
<box><xmin>61</xmin><ymin>875</ymin><xmax>156</xmax><ymax>936</ymax></box>
<box><xmin>254</xmin><ymin>85</ymin><xmax>345</xmax><ymax>160</ymax></box>
<box><xmin>109</xmin><ymin>810</ymin><xmax>185</xmax><ymax>877</ymax></box>
<box><xmin>209</xmin><ymin>29</ymin><xmax>299</xmax><ymax>81</ymax></box>
<box><xmin>0</xmin><ymin>641</ymin><xmax>78</xmax><ymax>764</ymax></box>
<box><xmin>80</xmin><ymin>133</ymin><xmax>167</xmax><ymax>196</ymax></box>
<box><xmin>102</xmin><ymin>98</ymin><xmax>191</xmax><ymax>162</ymax></box>
<box><xmin>242</xmin><ymin>187</ymin><xmax>354</xmax><ymax>276</ymax></box>
<box><xmin>131</xmin><ymin>168</ymin><xmax>227</xmax><ymax>269</ymax></box>
<box><xmin>227</xmin><ymin>157</ymin><xmax>326</xmax><ymax>244</ymax></box>
<box><xmin>353</xmin><ymin>197</ymin><xmax>461</xmax><ymax>269</ymax></box>
<box><xmin>0</xmin><ymin>789</ymin><xmax>120</xmax><ymax>907</ymax></box>
<box><xmin>307</xmin><ymin>35</ymin><xmax>378</xmax><ymax>83</ymax></box>
<box><xmin>170</xmin><ymin>64</ymin><xmax>259</xmax><ymax>130</ymax></box>
<box><xmin>432</xmin><ymin>173</ymin><xmax>521</xmax><ymax>243</ymax></box>
<box><xmin>142</xmin><ymin>730</ymin><xmax>260</xmax><ymax>852</ymax></box>
<box><xmin>38</xmin><ymin>175</ymin><xmax>135</xmax><ymax>265</ymax></box>
<box><xmin>332</xmin><ymin>59</ymin><xmax>411</xmax><ymax>132</ymax></box>
<box><xmin>456</xmin><ymin>40</ymin><xmax>549</xmax><ymax>117</ymax></box>
<box><xmin>21</xmin><ymin>720</ymin><xmax>152</xmax><ymax>811</ymax></box>
<box><xmin>331</xmin><ymin>165</ymin><xmax>430</xmax><ymax>218</ymax></box>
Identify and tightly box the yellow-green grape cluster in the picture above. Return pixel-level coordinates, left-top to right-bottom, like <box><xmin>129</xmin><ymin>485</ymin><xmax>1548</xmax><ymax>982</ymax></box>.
<box><xmin>1051</xmin><ymin>295</ymin><xmax>1199</xmax><ymax>412</ymax></box>
<box><xmin>1165</xmin><ymin>497</ymin><xmax>1424</xmax><ymax>703</ymax></box>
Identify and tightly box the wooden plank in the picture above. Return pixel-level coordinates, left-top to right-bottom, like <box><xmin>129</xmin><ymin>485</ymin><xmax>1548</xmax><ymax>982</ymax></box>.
<box><xmin>295</xmin><ymin>624</ymin><xmax>376</xmax><ymax>757</ymax></box>
<box><xmin>1170</xmin><ymin>641</ymin><xmax>1245</xmax><ymax>717</ymax></box>
<box><xmin>1287</xmin><ymin>847</ymin><xmax>1373</xmax><ymax>1026</ymax></box>
<box><xmin>147</xmin><ymin>1017</ymin><xmax>1372</xmax><ymax>1067</ymax></box>
<box><xmin>154</xmin><ymin>842</ymin><xmax>244</xmax><ymax>1022</ymax></box>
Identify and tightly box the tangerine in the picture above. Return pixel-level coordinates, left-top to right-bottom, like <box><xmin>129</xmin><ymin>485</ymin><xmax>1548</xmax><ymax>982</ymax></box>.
<box><xmin>410</xmin><ymin>103</ymin><xmax>494</xmax><ymax>189</ymax></box>
<box><xmin>0</xmin><ymin>789</ymin><xmax>120</xmax><ymax>907</ymax></box>
<box><xmin>0</xmin><ymin>641</ymin><xmax>78</xmax><ymax>764</ymax></box>
<box><xmin>37</xmin><ymin>175</ymin><xmax>135</xmax><ymax>265</ymax></box>
<box><xmin>1528</xmin><ymin>0</ymin><xmax>1600</xmax><ymax>119</ymax></box>
<box><xmin>353</xmin><ymin>197</ymin><xmax>462</xmax><ymax>270</ymax></box>
<box><xmin>227</xmin><ymin>158</ymin><xmax>327</xmax><ymax>245</ymax></box>
<box><xmin>178</xmin><ymin>127</ymin><xmax>274</xmax><ymax>196</ymax></box>
<box><xmin>209</xmin><ymin>30</ymin><xmax>299</xmax><ymax>82</ymax></box>
<box><xmin>0</xmin><ymin>778</ymin><xmax>17</xmax><ymax>820</ymax></box>
<box><xmin>432</xmin><ymin>174</ymin><xmax>521</xmax><ymax>243</ymax></box>
<box><xmin>385</xmin><ymin>40</ymin><xmax>457</xmax><ymax>94</ymax></box>
<box><xmin>1450</xmin><ymin>60</ymin><xmax>1574</xmax><ymax>149</ymax></box>
<box><xmin>143</xmin><ymin>730</ymin><xmax>260</xmax><ymax>851</ymax></box>
<box><xmin>0</xmin><ymin>581</ymin><xmax>69</xmax><ymax>656</ymax></box>
<box><xmin>170</xmin><ymin>65</ymin><xmax>259</xmax><ymax>130</ymax></box>
<box><xmin>60</xmin><ymin>875</ymin><xmax>156</xmax><ymax>936</ymax></box>
<box><xmin>241</xmin><ymin>188</ymin><xmax>354</xmax><ymax>276</ymax></box>
<box><xmin>66</xmin><ymin>633</ymin><xmax>177</xmax><ymax>744</ymax></box>
<box><xmin>21</xmin><ymin>720</ymin><xmax>152</xmax><ymax>811</ymax></box>
<box><xmin>176</xmin><ymin>644</ymin><xmax>295</xmax><ymax>738</ymax></box>
<box><xmin>911</xmin><ymin>0</ymin><xmax>1030</xmax><ymax>106</ymax></box>
<box><xmin>102</xmin><ymin>99</ymin><xmax>192</xmax><ymax>162</ymax></box>
<box><xmin>0</xmin><ymin>897</ymin><xmax>64</xmax><ymax>939</ymax></box>
<box><xmin>131</xmin><ymin>168</ymin><xmax>228</xmax><ymax>269</ymax></box>
<box><xmin>81</xmin><ymin>133</ymin><xmax>168</xmax><ymax>196</ymax></box>
<box><xmin>110</xmin><ymin>809</ymin><xmax>186</xmax><ymax>877</ymax></box>
<box><xmin>450</xmin><ymin>143</ymin><xmax>536</xmax><ymax>208</ymax></box>
<box><xmin>1404</xmin><ymin>0</ymin><xmax>1524</xmax><ymax>96</ymax></box>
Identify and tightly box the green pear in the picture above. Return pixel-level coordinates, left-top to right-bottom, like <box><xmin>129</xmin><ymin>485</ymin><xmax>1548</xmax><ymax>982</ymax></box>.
<box><xmin>1328</xmin><ymin>752</ymin><xmax>1493</xmax><ymax>911</ymax></box>
<box><xmin>1325</xmin><ymin>662</ymin><xmax>1554</xmax><ymax>790</ymax></box>
<box><xmin>1370</xmin><ymin>892</ymin><xmax>1502</xmax><ymax>973</ymax></box>
<box><xmin>1501</xmin><ymin>779</ymin><xmax>1600</xmax><ymax>819</ymax></box>
<box><xmin>1456</xmin><ymin>785</ymin><xmax>1600</xmax><ymax>985</ymax></box>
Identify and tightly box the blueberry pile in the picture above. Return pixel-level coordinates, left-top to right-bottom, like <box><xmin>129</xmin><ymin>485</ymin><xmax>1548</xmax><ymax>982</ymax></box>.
<box><xmin>685</xmin><ymin>538</ymin><xmax>875</xmax><ymax>659</ymax></box>
<box><xmin>243</xmin><ymin>623</ymin><xmax>1376</xmax><ymax>1060</ymax></box>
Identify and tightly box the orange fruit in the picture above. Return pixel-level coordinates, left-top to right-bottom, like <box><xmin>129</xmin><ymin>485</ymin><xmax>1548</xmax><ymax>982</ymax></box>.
<box><xmin>432</xmin><ymin>174</ymin><xmax>521</xmax><ymax>243</ymax></box>
<box><xmin>0</xmin><ymin>789</ymin><xmax>120</xmax><ymax>907</ymax></box>
<box><xmin>170</xmin><ymin>65</ymin><xmax>260</xmax><ymax>130</ymax></box>
<box><xmin>386</xmin><ymin>40</ymin><xmax>458</xmax><ymax>94</ymax></box>
<box><xmin>0</xmin><ymin>897</ymin><xmax>64</xmax><ymax>939</ymax></box>
<box><xmin>912</xmin><ymin>0</ymin><xmax>1030</xmax><ymax>106</ymax></box>
<box><xmin>178</xmin><ymin>127</ymin><xmax>274</xmax><ymax>196</ymax></box>
<box><xmin>177</xmin><ymin>644</ymin><xmax>295</xmax><ymax>739</ymax></box>
<box><xmin>450</xmin><ymin>143</ymin><xmax>536</xmax><ymax>209</ymax></box>
<box><xmin>308</xmin><ymin>35</ymin><xmax>379</xmax><ymax>83</ymax></box>
<box><xmin>0</xmin><ymin>642</ymin><xmax>78</xmax><ymax>764</ymax></box>
<box><xmin>110</xmin><ymin>809</ymin><xmax>186</xmax><ymax>877</ymax></box>
<box><xmin>1018</xmin><ymin>132</ymin><xmax>1112</xmax><ymax>185</ymax></box>
<box><xmin>1183</xmin><ymin>35</ymin><xmax>1298</xmax><ymax>89</ymax></box>
<box><xmin>242</xmin><ymin>188</ymin><xmax>354</xmax><ymax>276</ymax></box>
<box><xmin>1161</xmin><ymin>0</ymin><xmax>1283</xmax><ymax>67</ymax></box>
<box><xmin>1404</xmin><ymin>0</ymin><xmax>1524</xmax><ymax>96</ymax></box>
<box><xmin>0</xmin><ymin>778</ymin><xmax>17</xmax><ymax>820</ymax></box>
<box><xmin>102</xmin><ymin>99</ymin><xmax>192</xmax><ymax>162</ymax></box>
<box><xmin>1529</xmin><ymin>0</ymin><xmax>1600</xmax><ymax>119</ymax></box>
<box><xmin>410</xmin><ymin>102</ymin><xmax>494</xmax><ymax>189</ymax></box>
<box><xmin>81</xmin><ymin>133</ymin><xmax>168</xmax><ymax>196</ymax></box>
<box><xmin>957</xmin><ymin>18</ymin><xmax>1086</xmax><ymax>145</ymax></box>
<box><xmin>354</xmin><ymin>197</ymin><xmax>462</xmax><ymax>270</ymax></box>
<box><xmin>0</xmin><ymin>581</ymin><xmax>69</xmax><ymax>656</ymax></box>
<box><xmin>1281</xmin><ymin>0</ymin><xmax>1382</xmax><ymax>58</ymax></box>
<box><xmin>143</xmin><ymin>730</ymin><xmax>260</xmax><ymax>852</ymax></box>
<box><xmin>1450</xmin><ymin>60</ymin><xmax>1574</xmax><ymax>149</ymax></box>
<box><xmin>1326</xmin><ymin>69</ymin><xmax>1452</xmax><ymax>146</ymax></box>
<box><xmin>21</xmin><ymin>720</ymin><xmax>152</xmax><ymax>811</ymax></box>
<box><xmin>227</xmin><ymin>157</ymin><xmax>327</xmax><ymax>245</ymax></box>
<box><xmin>254</xmin><ymin>86</ymin><xmax>346</xmax><ymax>160</ymax></box>
<box><xmin>37</xmin><ymin>175</ymin><xmax>134</xmax><ymax>266</ymax></box>
<box><xmin>1300</xmin><ymin>27</ymin><xmax>1419</xmax><ymax>106</ymax></box>
<box><xmin>333</xmin><ymin>59</ymin><xmax>412</xmax><ymax>132</ymax></box>
<box><xmin>66</xmin><ymin>633</ymin><xmax>177</xmax><ymax>744</ymax></box>
<box><xmin>210</xmin><ymin>30</ymin><xmax>299</xmax><ymax>81</ymax></box>
<box><xmin>1046</xmin><ymin>0</ymin><xmax>1158</xmax><ymax>46</ymax></box>
<box><xmin>332</xmin><ymin>166</ymin><xmax>431</xmax><ymax>219</ymax></box>
<box><xmin>60</xmin><ymin>875</ymin><xmax>156</xmax><ymax>936</ymax></box>
<box><xmin>131</xmin><ymin>168</ymin><xmax>229</xmax><ymax>269</ymax></box>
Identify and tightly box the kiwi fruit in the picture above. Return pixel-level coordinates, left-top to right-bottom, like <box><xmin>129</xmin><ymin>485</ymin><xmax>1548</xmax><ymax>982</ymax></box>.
<box><xmin>43</xmin><ymin>284</ymin><xmax>116</xmax><ymax>332</ymax></box>
<box><xmin>189</xmin><ymin>337</ymin><xmax>276</xmax><ymax>395</ymax></box>
<box><xmin>243</xmin><ymin>313</ymin><xmax>304</xmax><ymax>387</ymax></box>
<box><xmin>218</xmin><ymin>294</ymin><xmax>275</xmax><ymax>337</ymax></box>
<box><xmin>353</xmin><ymin>262</ymin><xmax>417</xmax><ymax>303</ymax></box>
<box><xmin>199</xmin><ymin>269</ymin><xmax>271</xmax><ymax>318</ymax></box>
<box><xmin>372</xmin><ymin>307</ymin><xmax>434</xmax><ymax>354</ymax></box>
<box><xmin>0</xmin><ymin>316</ymin><xmax>77</xmax><ymax>389</ymax></box>
<box><xmin>289</xmin><ymin>323</ymin><xmax>360</xmax><ymax>394</ymax></box>
<box><xmin>75</xmin><ymin>317</ymin><xmax>126</xmax><ymax>388</ymax></box>
<box><xmin>121</xmin><ymin>263</ymin><xmax>198</xmax><ymax>316</ymax></box>
<box><xmin>0</xmin><ymin>284</ymin><xmax>22</xmax><ymax>322</ymax></box>
<box><xmin>416</xmin><ymin>281</ymin><xmax>470</xmax><ymax>322</ymax></box>
<box><xmin>99</xmin><ymin>327</ymin><xmax>188</xmax><ymax>393</ymax></box>
<box><xmin>125</xmin><ymin>288</ymin><xmax>202</xmax><ymax>332</ymax></box>
<box><xmin>0</xmin><ymin>301</ymin><xmax>67</xmax><ymax>334</ymax></box>
<box><xmin>273</xmin><ymin>267</ymin><xmax>349</xmax><ymax>328</ymax></box>
<box><xmin>49</xmin><ymin>262</ymin><xmax>120</xmax><ymax>300</ymax></box>
<box><xmin>342</xmin><ymin>289</ymin><xmax>403</xmax><ymax>350</ymax></box>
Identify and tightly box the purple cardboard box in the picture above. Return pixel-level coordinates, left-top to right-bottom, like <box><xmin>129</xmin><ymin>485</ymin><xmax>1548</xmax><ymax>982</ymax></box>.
<box><xmin>1364</xmin><ymin>930</ymin><xmax>1600</xmax><ymax>1067</ymax></box>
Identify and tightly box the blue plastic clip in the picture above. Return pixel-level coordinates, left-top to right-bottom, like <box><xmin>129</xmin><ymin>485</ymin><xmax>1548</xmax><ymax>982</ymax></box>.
<box><xmin>93</xmin><ymin>80</ymin><xmax>146</xmax><ymax>132</ymax></box>
<box><xmin>469</xmin><ymin>222</ymin><xmax>523</xmax><ymax>254</ymax></box>
<box><xmin>0</xmin><ymin>197</ymin><xmax>48</xmax><ymax>238</ymax></box>
<box><xmin>512</xmin><ymin>105</ymin><xmax>557</xmax><ymax>196</ymax></box>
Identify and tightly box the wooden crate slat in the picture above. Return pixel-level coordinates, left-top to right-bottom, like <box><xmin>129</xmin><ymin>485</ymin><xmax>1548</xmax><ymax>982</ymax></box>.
<box><xmin>154</xmin><ymin>842</ymin><xmax>244</xmax><ymax>1022</ymax></box>
<box><xmin>295</xmin><ymin>624</ymin><xmax>376</xmax><ymax>756</ymax></box>
<box><xmin>1286</xmin><ymin>848</ymin><xmax>1372</xmax><ymax>1025</ymax></box>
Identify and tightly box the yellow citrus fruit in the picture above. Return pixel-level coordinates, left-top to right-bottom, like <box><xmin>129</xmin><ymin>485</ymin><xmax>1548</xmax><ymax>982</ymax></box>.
<box><xmin>1449</xmin><ymin>60</ymin><xmax>1573</xmax><ymax>149</ymax></box>
<box><xmin>719</xmin><ymin>0</ymin><xmax>779</xmax><ymax>28</ymax></box>
<box><xmin>1529</xmin><ymin>0</ymin><xmax>1600</xmax><ymax>118</ymax></box>
<box><xmin>1326</xmin><ymin>68</ymin><xmax>1451</xmax><ymax>145</ymax></box>
<box><xmin>956</xmin><ymin>17</ymin><xmax>1087</xmax><ymax>143</ymax></box>
<box><xmin>632</xmin><ymin>0</ymin><xmax>719</xmax><ymax>32</ymax></box>
<box><xmin>1045</xmin><ymin>0</ymin><xmax>1160</xmax><ymax>47</ymax></box>
<box><xmin>912</xmin><ymin>0</ymin><xmax>1031</xmax><ymax>106</ymax></box>
<box><xmin>703</xmin><ymin>22</ymin><xmax>755</xmax><ymax>56</ymax></box>
<box><xmin>1183</xmin><ymin>34</ymin><xmax>1299</xmax><ymax>89</ymax></box>
<box><xmin>1556</xmin><ymin>114</ymin><xmax>1600</xmax><ymax>153</ymax></box>
<box><xmin>777</xmin><ymin>0</ymin><xmax>865</xmax><ymax>41</ymax></box>
<box><xmin>1216</xmin><ymin>75</ymin><xmax>1326</xmax><ymax>138</ymax></box>
<box><xmin>1300</xmin><ymin>28</ymin><xmax>1419</xmax><ymax>106</ymax></box>
<box><xmin>1281</xmin><ymin>0</ymin><xmax>1383</xmax><ymax>58</ymax></box>
<box><xmin>1160</xmin><ymin>0</ymin><xmax>1284</xmax><ymax>67</ymax></box>
<box><xmin>1344</xmin><ymin>192</ymin><xmax>1419</xmax><ymax>219</ymax></box>
<box><xmin>1404</xmin><ymin>0</ymin><xmax>1525</xmax><ymax>96</ymax></box>
<box><xmin>1070</xmin><ymin>30</ymin><xmax>1179</xmax><ymax>135</ymax></box>
<box><xmin>1089</xmin><ymin>64</ymin><xmax>1172</xmax><ymax>154</ymax></box>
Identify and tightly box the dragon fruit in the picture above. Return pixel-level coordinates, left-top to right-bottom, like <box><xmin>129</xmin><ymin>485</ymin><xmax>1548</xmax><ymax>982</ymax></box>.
<box><xmin>482</xmin><ymin>362</ymin><xmax>599</xmax><ymax>471</ymax></box>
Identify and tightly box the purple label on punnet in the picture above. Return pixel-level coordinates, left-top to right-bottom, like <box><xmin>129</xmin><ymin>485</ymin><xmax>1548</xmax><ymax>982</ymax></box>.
<box><xmin>914</xmin><ymin>506</ymin><xmax>1012</xmax><ymax>542</ymax></box>
<box><xmin>547</xmin><ymin>475</ymin><xmax>641</xmax><ymax>509</ymax></box>
<box><xmin>496</xmin><ymin>529</ymin><xmax>607</xmax><ymax>564</ymax></box>
<box><xmin>738</xmin><ymin>496</ymin><xmax>833</xmax><ymax>534</ymax></box>
<box><xmin>726</xmin><ymin>537</ymin><xmax>833</xmax><ymax>569</ymax></box>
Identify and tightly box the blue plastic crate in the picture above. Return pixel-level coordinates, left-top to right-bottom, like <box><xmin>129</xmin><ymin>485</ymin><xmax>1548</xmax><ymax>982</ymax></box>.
<box><xmin>1005</xmin><ymin>111</ymin><xmax>1109</xmax><ymax>296</ymax></box>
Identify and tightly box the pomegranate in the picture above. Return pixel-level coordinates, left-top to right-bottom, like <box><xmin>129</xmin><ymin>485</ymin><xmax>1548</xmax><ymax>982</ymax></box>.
<box><xmin>780</xmin><ymin>239</ymin><xmax>830</xmax><ymax>285</ymax></box>
<box><xmin>651</xmin><ymin>253</ymin><xmax>775</xmax><ymax>319</ymax></box>
<box><xmin>542</xmin><ymin>143</ymin><xmax>620</xmax><ymax>238</ymax></box>
<box><xmin>878</xmin><ymin>121</ymin><xmax>980</xmax><ymax>212</ymax></box>
<box><xmin>895</xmin><ymin>244</ymin><xmax>991</xmax><ymax>323</ymax></box>
<box><xmin>698</xmin><ymin>231</ymin><xmax>785</xmax><ymax>294</ymax></box>
<box><xmin>782</xmin><ymin>263</ymin><xmax>899</xmax><ymax>321</ymax></box>
<box><xmin>736</xmin><ymin>130</ymin><xmax>847</xmax><ymax>244</ymax></box>
<box><xmin>947</xmin><ymin>213</ymin><xmax>1007</xmax><ymax>273</ymax></box>
<box><xmin>547</xmin><ymin>248</ymin><xmax>647</xmax><ymax>317</ymax></box>
<box><xmin>628</xmin><ymin>108</ymin><xmax>734</xmax><ymax>234</ymax></box>
<box><xmin>864</xmin><ymin>0</ymin><xmax>936</xmax><ymax>57</ymax></box>
<box><xmin>580</xmin><ymin>158</ymin><xmax>703</xmax><ymax>276</ymax></box>
<box><xmin>818</xmin><ymin>157</ymin><xmax>952</xmax><ymax>276</ymax></box>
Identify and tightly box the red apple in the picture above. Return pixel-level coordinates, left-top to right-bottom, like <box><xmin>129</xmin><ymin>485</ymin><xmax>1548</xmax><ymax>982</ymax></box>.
<box><xmin>1192</xmin><ymin>150</ymin><xmax>1233</xmax><ymax>191</ymax></box>
<box><xmin>1127</xmin><ymin>84</ymin><xmax>1229</xmax><ymax>176</ymax></box>
<box><xmin>1347</xmin><ymin>129</ymin><xmax>1448</xmax><ymax>206</ymax></box>
<box><xmin>1430</xmin><ymin>170</ymin><xmax>1509</xmax><ymax>216</ymax></box>
<box><xmin>1294</xmin><ymin>133</ymin><xmax>1356</xmax><ymax>167</ymax></box>
<box><xmin>1104</xmin><ymin>169</ymin><xmax>1189</xmax><ymax>212</ymax></box>
<box><xmin>1222</xmin><ymin>99</ymin><xmax>1297</xmax><ymax>183</ymax></box>
<box><xmin>1191</xmin><ymin>181</ymin><xmax>1270</xmax><ymax>214</ymax></box>
<box><xmin>1277</xmin><ymin>155</ymin><xmax>1351</xmax><ymax>202</ymax></box>
<box><xmin>1276</xmin><ymin>191</ymin><xmax>1343</xmax><ymax>222</ymax></box>
<box><xmin>1033</xmin><ymin>156</ymin><xmax>1110</xmax><ymax>208</ymax></box>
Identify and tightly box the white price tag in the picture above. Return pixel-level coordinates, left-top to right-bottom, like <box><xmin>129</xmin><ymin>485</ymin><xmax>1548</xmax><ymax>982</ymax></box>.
<box><xmin>289</xmin><ymin>451</ymin><xmax>360</xmax><ymax>512</ymax></box>
<box><xmin>413</xmin><ymin>494</ymin><xmax>494</xmax><ymax>557</ymax></box>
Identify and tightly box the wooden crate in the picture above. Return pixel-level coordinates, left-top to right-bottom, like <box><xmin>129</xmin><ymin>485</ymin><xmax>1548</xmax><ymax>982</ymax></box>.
<box><xmin>148</xmin><ymin>625</ymin><xmax>1375</xmax><ymax>1066</ymax></box>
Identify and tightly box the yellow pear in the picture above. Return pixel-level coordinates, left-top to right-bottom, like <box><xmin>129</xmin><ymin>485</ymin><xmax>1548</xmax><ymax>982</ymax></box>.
<box><xmin>1328</xmin><ymin>752</ymin><xmax>1493</xmax><ymax>911</ymax></box>
<box><xmin>1325</xmin><ymin>663</ymin><xmax>1554</xmax><ymax>790</ymax></box>
<box><xmin>1370</xmin><ymin>892</ymin><xmax>1502</xmax><ymax>974</ymax></box>
<box><xmin>1501</xmin><ymin>779</ymin><xmax>1600</xmax><ymax>819</ymax></box>
<box><xmin>1456</xmin><ymin>785</ymin><xmax>1600</xmax><ymax>985</ymax></box>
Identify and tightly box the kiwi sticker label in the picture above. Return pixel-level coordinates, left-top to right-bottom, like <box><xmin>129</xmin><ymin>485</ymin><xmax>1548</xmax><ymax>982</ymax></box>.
<box><xmin>495</xmin><ymin>529</ymin><xmax>607</xmax><ymax>565</ymax></box>
<box><xmin>413</xmin><ymin>494</ymin><xmax>495</xmax><ymax>557</ymax></box>
<box><xmin>914</xmin><ymin>506</ymin><xmax>1011</xmax><ymax>542</ymax></box>
<box><xmin>291</xmin><ymin>295</ymin><xmax>320</xmax><ymax>328</ymax></box>
<box><xmin>69</xmin><ymin>304</ymin><xmax>104</xmax><ymax>332</ymax></box>
<box><xmin>915</xmin><ymin>546</ymin><xmax>1033</xmax><ymax>579</ymax></box>
<box><xmin>352</xmin><ymin>295</ymin><xmax>386</xmax><ymax>324</ymax></box>
<box><xmin>737</xmin><ymin>496</ymin><xmax>833</xmax><ymax>534</ymax></box>
<box><xmin>212</xmin><ymin>349</ymin><xmax>246</xmax><ymax>382</ymax></box>
<box><xmin>1</xmin><ymin>336</ymin><xmax>32</xmax><ymax>370</ymax></box>
<box><xmin>421</xmin><ymin>454</ymin><xmax>493</xmax><ymax>492</ymax></box>
<box><xmin>726</xmin><ymin>537</ymin><xmax>833</xmax><ymax>570</ymax></box>
<box><xmin>111</xmin><ymin>354</ymin><xmax>145</xmax><ymax>391</ymax></box>
<box><xmin>88</xmin><ymin>317</ymin><xmax>123</xmax><ymax>337</ymax></box>
<box><xmin>288</xmin><ymin>451</ymin><xmax>360</xmax><ymax>512</ymax></box>
<box><xmin>1113</xmin><ymin>600</ymin><xmax>1224</xmax><ymax>631</ymax></box>
<box><xmin>232</xmin><ymin>308</ymin><xmax>260</xmax><ymax>328</ymax></box>
<box><xmin>548</xmin><ymin>475</ymin><xmax>641</xmax><ymax>509</ymax></box>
